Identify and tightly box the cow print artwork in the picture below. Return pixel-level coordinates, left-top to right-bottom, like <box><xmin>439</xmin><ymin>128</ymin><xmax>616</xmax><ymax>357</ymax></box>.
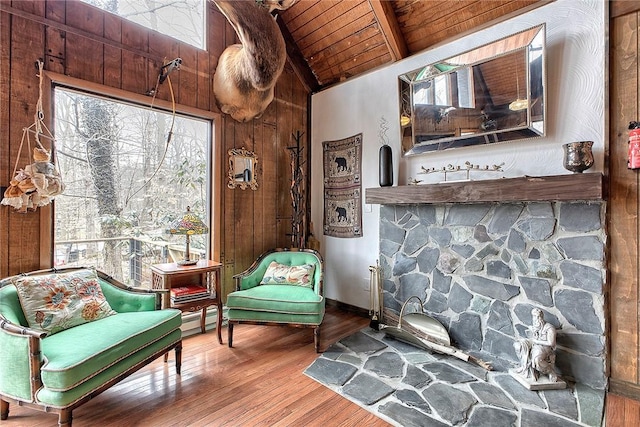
<box><xmin>322</xmin><ymin>134</ymin><xmax>362</xmax><ymax>238</ymax></box>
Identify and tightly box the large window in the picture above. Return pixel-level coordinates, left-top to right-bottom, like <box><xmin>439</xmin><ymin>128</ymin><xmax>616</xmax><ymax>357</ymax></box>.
<box><xmin>53</xmin><ymin>87</ymin><xmax>211</xmax><ymax>287</ymax></box>
<box><xmin>81</xmin><ymin>0</ymin><xmax>205</xmax><ymax>49</ymax></box>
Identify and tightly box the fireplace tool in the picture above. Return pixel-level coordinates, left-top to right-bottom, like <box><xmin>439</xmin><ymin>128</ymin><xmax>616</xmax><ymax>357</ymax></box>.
<box><xmin>380</xmin><ymin>296</ymin><xmax>492</xmax><ymax>370</ymax></box>
<box><xmin>368</xmin><ymin>261</ymin><xmax>383</xmax><ymax>330</ymax></box>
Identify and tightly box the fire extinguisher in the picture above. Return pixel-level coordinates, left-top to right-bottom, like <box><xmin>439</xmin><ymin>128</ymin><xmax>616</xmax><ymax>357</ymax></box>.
<box><xmin>629</xmin><ymin>121</ymin><xmax>640</xmax><ymax>169</ymax></box>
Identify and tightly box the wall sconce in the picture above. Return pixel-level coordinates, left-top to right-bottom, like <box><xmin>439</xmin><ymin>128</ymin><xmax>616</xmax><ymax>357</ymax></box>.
<box><xmin>168</xmin><ymin>206</ymin><xmax>208</xmax><ymax>266</ymax></box>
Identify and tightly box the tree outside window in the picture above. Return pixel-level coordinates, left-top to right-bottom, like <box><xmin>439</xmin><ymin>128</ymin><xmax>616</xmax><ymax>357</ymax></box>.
<box><xmin>53</xmin><ymin>88</ymin><xmax>210</xmax><ymax>287</ymax></box>
<box><xmin>81</xmin><ymin>0</ymin><xmax>205</xmax><ymax>49</ymax></box>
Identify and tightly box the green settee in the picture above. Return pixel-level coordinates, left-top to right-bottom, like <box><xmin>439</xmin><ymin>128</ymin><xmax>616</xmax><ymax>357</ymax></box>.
<box><xmin>227</xmin><ymin>248</ymin><xmax>325</xmax><ymax>352</ymax></box>
<box><xmin>0</xmin><ymin>267</ymin><xmax>182</xmax><ymax>426</ymax></box>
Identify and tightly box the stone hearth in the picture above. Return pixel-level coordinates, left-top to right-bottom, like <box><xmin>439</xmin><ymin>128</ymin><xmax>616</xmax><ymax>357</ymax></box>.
<box><xmin>305</xmin><ymin>328</ymin><xmax>605</xmax><ymax>426</ymax></box>
<box><xmin>377</xmin><ymin>200</ymin><xmax>606</xmax><ymax>390</ymax></box>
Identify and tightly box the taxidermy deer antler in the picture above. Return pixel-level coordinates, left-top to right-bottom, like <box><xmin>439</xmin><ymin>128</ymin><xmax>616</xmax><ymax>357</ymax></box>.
<box><xmin>211</xmin><ymin>0</ymin><xmax>297</xmax><ymax>122</ymax></box>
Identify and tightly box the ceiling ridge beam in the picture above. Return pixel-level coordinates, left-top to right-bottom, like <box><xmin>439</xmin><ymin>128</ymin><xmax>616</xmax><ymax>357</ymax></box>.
<box><xmin>368</xmin><ymin>0</ymin><xmax>409</xmax><ymax>61</ymax></box>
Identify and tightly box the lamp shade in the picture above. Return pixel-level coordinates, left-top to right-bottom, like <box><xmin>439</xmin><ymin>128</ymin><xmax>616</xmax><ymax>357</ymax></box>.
<box><xmin>509</xmin><ymin>98</ymin><xmax>529</xmax><ymax>111</ymax></box>
<box><xmin>167</xmin><ymin>206</ymin><xmax>208</xmax><ymax>266</ymax></box>
<box><xmin>168</xmin><ymin>206</ymin><xmax>208</xmax><ymax>236</ymax></box>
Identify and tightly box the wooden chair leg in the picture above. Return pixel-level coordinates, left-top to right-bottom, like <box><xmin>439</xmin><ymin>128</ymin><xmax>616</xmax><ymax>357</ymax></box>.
<box><xmin>228</xmin><ymin>323</ymin><xmax>234</xmax><ymax>347</ymax></box>
<box><xmin>1</xmin><ymin>398</ymin><xmax>9</xmax><ymax>420</ymax></box>
<box><xmin>58</xmin><ymin>408</ymin><xmax>72</xmax><ymax>426</ymax></box>
<box><xmin>175</xmin><ymin>342</ymin><xmax>182</xmax><ymax>375</ymax></box>
<box><xmin>314</xmin><ymin>326</ymin><xmax>321</xmax><ymax>353</ymax></box>
<box><xmin>200</xmin><ymin>307</ymin><xmax>207</xmax><ymax>334</ymax></box>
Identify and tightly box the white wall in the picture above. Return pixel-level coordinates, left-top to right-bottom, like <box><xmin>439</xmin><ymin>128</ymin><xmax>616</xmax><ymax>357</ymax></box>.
<box><xmin>310</xmin><ymin>0</ymin><xmax>606</xmax><ymax>309</ymax></box>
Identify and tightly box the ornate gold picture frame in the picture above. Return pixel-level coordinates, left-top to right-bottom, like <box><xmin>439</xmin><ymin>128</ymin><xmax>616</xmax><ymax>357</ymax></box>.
<box><xmin>227</xmin><ymin>147</ymin><xmax>258</xmax><ymax>190</ymax></box>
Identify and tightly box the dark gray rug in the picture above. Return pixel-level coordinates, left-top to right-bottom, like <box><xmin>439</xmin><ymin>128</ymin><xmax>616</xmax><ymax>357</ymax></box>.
<box><xmin>304</xmin><ymin>328</ymin><xmax>604</xmax><ymax>427</ymax></box>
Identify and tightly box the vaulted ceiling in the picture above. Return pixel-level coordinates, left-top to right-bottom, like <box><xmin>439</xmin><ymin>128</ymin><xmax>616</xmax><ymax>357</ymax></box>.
<box><xmin>275</xmin><ymin>0</ymin><xmax>551</xmax><ymax>92</ymax></box>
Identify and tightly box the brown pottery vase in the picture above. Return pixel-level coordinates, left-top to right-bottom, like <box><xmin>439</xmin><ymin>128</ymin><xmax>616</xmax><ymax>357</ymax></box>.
<box><xmin>562</xmin><ymin>141</ymin><xmax>594</xmax><ymax>173</ymax></box>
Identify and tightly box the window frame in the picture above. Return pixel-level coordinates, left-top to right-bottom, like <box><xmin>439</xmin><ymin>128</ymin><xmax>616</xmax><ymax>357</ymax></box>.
<box><xmin>40</xmin><ymin>71</ymin><xmax>221</xmax><ymax>271</ymax></box>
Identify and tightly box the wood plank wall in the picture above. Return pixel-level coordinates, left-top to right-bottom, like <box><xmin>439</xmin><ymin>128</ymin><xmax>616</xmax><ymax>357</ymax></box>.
<box><xmin>610</xmin><ymin>1</ymin><xmax>640</xmax><ymax>399</ymax></box>
<box><xmin>0</xmin><ymin>0</ymin><xmax>309</xmax><ymax>300</ymax></box>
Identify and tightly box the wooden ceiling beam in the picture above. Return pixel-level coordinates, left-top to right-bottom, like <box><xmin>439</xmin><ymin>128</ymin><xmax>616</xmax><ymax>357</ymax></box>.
<box><xmin>368</xmin><ymin>0</ymin><xmax>409</xmax><ymax>61</ymax></box>
<box><xmin>275</xmin><ymin>14</ymin><xmax>321</xmax><ymax>93</ymax></box>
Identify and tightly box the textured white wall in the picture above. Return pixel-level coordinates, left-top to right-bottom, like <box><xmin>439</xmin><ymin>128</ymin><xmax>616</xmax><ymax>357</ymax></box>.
<box><xmin>310</xmin><ymin>0</ymin><xmax>606</xmax><ymax>309</ymax></box>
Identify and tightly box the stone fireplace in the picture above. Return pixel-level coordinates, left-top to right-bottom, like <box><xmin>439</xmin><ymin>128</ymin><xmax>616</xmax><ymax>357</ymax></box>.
<box><xmin>366</xmin><ymin>174</ymin><xmax>607</xmax><ymax>391</ymax></box>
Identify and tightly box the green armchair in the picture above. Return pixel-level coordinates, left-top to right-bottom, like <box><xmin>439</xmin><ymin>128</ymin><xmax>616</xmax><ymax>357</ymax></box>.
<box><xmin>227</xmin><ymin>248</ymin><xmax>325</xmax><ymax>352</ymax></box>
<box><xmin>0</xmin><ymin>267</ymin><xmax>182</xmax><ymax>426</ymax></box>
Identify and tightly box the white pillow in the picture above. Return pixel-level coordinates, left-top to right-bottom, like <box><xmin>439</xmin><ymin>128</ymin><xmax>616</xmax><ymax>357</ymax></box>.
<box><xmin>260</xmin><ymin>261</ymin><xmax>315</xmax><ymax>288</ymax></box>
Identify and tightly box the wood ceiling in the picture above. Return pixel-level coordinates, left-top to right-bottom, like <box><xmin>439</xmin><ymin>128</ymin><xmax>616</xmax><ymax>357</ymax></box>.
<box><xmin>275</xmin><ymin>0</ymin><xmax>551</xmax><ymax>92</ymax></box>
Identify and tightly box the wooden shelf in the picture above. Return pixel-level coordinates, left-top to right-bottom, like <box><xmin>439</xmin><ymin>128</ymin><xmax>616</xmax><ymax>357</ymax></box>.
<box><xmin>365</xmin><ymin>173</ymin><xmax>605</xmax><ymax>205</ymax></box>
<box><xmin>151</xmin><ymin>260</ymin><xmax>223</xmax><ymax>343</ymax></box>
<box><xmin>171</xmin><ymin>297</ymin><xmax>218</xmax><ymax>311</ymax></box>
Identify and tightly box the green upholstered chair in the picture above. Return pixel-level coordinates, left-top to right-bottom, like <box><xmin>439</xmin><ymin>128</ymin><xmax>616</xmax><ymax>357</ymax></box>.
<box><xmin>227</xmin><ymin>248</ymin><xmax>325</xmax><ymax>352</ymax></box>
<box><xmin>0</xmin><ymin>267</ymin><xmax>182</xmax><ymax>426</ymax></box>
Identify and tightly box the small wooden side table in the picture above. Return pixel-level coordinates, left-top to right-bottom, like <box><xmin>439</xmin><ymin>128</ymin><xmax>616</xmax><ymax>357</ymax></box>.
<box><xmin>151</xmin><ymin>259</ymin><xmax>223</xmax><ymax>344</ymax></box>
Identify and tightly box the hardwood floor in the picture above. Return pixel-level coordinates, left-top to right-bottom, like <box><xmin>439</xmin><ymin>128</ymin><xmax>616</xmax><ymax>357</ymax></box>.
<box><xmin>607</xmin><ymin>393</ymin><xmax>640</xmax><ymax>427</ymax></box>
<box><xmin>5</xmin><ymin>305</ymin><xmax>640</xmax><ymax>426</ymax></box>
<box><xmin>3</xmin><ymin>306</ymin><xmax>391</xmax><ymax>426</ymax></box>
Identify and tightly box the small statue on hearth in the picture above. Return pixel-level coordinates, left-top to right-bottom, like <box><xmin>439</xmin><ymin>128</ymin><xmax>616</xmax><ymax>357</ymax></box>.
<box><xmin>512</xmin><ymin>308</ymin><xmax>565</xmax><ymax>389</ymax></box>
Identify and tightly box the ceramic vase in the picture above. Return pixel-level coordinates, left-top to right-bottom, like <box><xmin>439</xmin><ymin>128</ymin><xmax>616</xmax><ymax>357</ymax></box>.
<box><xmin>563</xmin><ymin>141</ymin><xmax>594</xmax><ymax>173</ymax></box>
<box><xmin>379</xmin><ymin>144</ymin><xmax>393</xmax><ymax>186</ymax></box>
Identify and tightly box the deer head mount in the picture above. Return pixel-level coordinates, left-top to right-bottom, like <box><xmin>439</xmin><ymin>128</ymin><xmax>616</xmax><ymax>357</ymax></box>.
<box><xmin>212</xmin><ymin>0</ymin><xmax>297</xmax><ymax>122</ymax></box>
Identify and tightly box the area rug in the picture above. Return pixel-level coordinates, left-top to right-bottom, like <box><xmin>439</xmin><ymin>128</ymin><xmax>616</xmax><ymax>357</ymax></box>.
<box><xmin>304</xmin><ymin>328</ymin><xmax>605</xmax><ymax>427</ymax></box>
<box><xmin>322</xmin><ymin>133</ymin><xmax>362</xmax><ymax>238</ymax></box>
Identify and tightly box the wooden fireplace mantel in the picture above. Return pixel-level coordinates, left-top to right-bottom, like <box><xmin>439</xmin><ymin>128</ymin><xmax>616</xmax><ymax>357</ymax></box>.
<box><xmin>364</xmin><ymin>173</ymin><xmax>605</xmax><ymax>205</ymax></box>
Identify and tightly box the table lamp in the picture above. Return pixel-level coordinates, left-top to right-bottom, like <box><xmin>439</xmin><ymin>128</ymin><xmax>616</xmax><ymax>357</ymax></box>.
<box><xmin>168</xmin><ymin>206</ymin><xmax>209</xmax><ymax>266</ymax></box>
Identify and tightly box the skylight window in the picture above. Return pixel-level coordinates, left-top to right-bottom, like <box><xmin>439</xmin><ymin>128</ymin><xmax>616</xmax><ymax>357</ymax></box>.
<box><xmin>81</xmin><ymin>0</ymin><xmax>205</xmax><ymax>49</ymax></box>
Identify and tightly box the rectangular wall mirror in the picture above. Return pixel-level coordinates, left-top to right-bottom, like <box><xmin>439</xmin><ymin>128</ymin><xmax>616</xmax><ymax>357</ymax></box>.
<box><xmin>399</xmin><ymin>24</ymin><xmax>545</xmax><ymax>156</ymax></box>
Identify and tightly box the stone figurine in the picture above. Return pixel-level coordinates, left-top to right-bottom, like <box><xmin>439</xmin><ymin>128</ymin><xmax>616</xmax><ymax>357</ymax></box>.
<box><xmin>512</xmin><ymin>308</ymin><xmax>565</xmax><ymax>390</ymax></box>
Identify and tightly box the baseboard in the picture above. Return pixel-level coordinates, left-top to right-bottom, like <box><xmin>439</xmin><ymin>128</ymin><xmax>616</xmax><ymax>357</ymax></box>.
<box><xmin>180</xmin><ymin>307</ymin><xmax>227</xmax><ymax>337</ymax></box>
<box><xmin>181</xmin><ymin>301</ymin><xmax>370</xmax><ymax>337</ymax></box>
<box><xmin>325</xmin><ymin>298</ymin><xmax>370</xmax><ymax>318</ymax></box>
<box><xmin>609</xmin><ymin>379</ymin><xmax>640</xmax><ymax>401</ymax></box>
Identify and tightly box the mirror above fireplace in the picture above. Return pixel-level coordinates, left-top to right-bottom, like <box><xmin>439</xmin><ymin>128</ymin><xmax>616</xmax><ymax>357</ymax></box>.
<box><xmin>399</xmin><ymin>25</ymin><xmax>546</xmax><ymax>156</ymax></box>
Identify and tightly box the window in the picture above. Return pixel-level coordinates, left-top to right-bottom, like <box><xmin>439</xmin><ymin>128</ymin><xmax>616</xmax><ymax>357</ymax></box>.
<box><xmin>414</xmin><ymin>75</ymin><xmax>450</xmax><ymax>107</ymax></box>
<box><xmin>53</xmin><ymin>87</ymin><xmax>211</xmax><ymax>287</ymax></box>
<box><xmin>81</xmin><ymin>0</ymin><xmax>205</xmax><ymax>49</ymax></box>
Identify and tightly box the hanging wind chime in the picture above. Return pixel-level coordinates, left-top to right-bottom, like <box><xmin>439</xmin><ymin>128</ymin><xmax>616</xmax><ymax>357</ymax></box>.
<box><xmin>1</xmin><ymin>60</ymin><xmax>64</xmax><ymax>212</ymax></box>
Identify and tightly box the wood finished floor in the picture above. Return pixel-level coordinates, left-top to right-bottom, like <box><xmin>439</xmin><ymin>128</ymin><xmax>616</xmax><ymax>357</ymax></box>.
<box><xmin>4</xmin><ymin>306</ymin><xmax>390</xmax><ymax>426</ymax></box>
<box><xmin>4</xmin><ymin>306</ymin><xmax>640</xmax><ymax>426</ymax></box>
<box><xmin>606</xmin><ymin>393</ymin><xmax>640</xmax><ymax>427</ymax></box>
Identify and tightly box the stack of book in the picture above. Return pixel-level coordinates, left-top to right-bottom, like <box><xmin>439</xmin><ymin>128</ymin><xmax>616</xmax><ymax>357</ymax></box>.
<box><xmin>170</xmin><ymin>286</ymin><xmax>210</xmax><ymax>304</ymax></box>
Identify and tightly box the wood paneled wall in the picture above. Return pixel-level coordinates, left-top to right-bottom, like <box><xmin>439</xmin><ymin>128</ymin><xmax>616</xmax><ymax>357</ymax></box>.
<box><xmin>610</xmin><ymin>1</ymin><xmax>640</xmax><ymax>398</ymax></box>
<box><xmin>0</xmin><ymin>0</ymin><xmax>309</xmax><ymax>300</ymax></box>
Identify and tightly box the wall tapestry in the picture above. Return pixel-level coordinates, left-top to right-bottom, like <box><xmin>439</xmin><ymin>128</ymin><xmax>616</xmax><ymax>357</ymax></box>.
<box><xmin>322</xmin><ymin>133</ymin><xmax>362</xmax><ymax>238</ymax></box>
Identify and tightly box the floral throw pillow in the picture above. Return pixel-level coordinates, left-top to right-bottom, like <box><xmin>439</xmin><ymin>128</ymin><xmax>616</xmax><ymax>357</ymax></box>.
<box><xmin>12</xmin><ymin>269</ymin><xmax>117</xmax><ymax>335</ymax></box>
<box><xmin>260</xmin><ymin>261</ymin><xmax>315</xmax><ymax>288</ymax></box>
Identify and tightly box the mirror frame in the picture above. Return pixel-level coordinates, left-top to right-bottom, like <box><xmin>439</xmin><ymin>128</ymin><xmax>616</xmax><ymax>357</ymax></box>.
<box><xmin>227</xmin><ymin>147</ymin><xmax>258</xmax><ymax>190</ymax></box>
<box><xmin>399</xmin><ymin>24</ymin><xmax>546</xmax><ymax>156</ymax></box>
